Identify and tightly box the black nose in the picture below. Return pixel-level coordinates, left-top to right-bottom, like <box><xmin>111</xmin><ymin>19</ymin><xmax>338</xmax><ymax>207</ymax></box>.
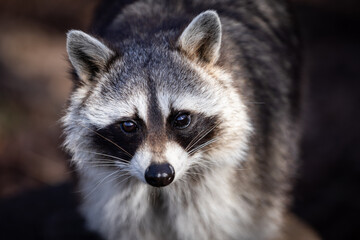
<box><xmin>145</xmin><ymin>163</ymin><xmax>175</xmax><ymax>187</ymax></box>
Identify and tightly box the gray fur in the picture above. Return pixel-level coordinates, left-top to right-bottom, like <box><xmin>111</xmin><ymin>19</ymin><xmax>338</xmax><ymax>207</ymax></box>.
<box><xmin>66</xmin><ymin>30</ymin><xmax>114</xmax><ymax>83</ymax></box>
<box><xmin>178</xmin><ymin>10</ymin><xmax>221</xmax><ymax>63</ymax></box>
<box><xmin>63</xmin><ymin>0</ymin><xmax>300</xmax><ymax>239</ymax></box>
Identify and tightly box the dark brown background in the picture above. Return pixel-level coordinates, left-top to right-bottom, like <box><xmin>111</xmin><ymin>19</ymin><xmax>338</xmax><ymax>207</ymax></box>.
<box><xmin>0</xmin><ymin>0</ymin><xmax>359</xmax><ymax>239</ymax></box>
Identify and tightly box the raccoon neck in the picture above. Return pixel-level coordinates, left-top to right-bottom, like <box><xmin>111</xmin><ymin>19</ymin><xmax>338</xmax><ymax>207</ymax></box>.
<box><xmin>78</xmin><ymin>166</ymin><xmax>277</xmax><ymax>240</ymax></box>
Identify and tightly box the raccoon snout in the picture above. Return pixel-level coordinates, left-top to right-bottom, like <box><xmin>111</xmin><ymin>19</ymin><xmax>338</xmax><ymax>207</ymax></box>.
<box><xmin>145</xmin><ymin>163</ymin><xmax>175</xmax><ymax>187</ymax></box>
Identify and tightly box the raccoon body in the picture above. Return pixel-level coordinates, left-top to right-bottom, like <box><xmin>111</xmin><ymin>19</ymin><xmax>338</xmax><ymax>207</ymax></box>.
<box><xmin>63</xmin><ymin>0</ymin><xmax>300</xmax><ymax>239</ymax></box>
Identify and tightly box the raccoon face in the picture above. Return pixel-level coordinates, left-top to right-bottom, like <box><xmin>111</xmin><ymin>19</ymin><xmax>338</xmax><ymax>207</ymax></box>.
<box><xmin>63</xmin><ymin>11</ymin><xmax>252</xmax><ymax>188</ymax></box>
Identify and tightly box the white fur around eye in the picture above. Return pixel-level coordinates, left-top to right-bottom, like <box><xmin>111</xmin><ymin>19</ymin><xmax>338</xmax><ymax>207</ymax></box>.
<box><xmin>82</xmin><ymin>90</ymin><xmax>149</xmax><ymax>129</ymax></box>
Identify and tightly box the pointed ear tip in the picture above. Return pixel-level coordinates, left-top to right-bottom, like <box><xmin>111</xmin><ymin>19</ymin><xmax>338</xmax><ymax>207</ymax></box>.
<box><xmin>202</xmin><ymin>10</ymin><xmax>218</xmax><ymax>15</ymax></box>
<box><xmin>66</xmin><ymin>30</ymin><xmax>89</xmax><ymax>41</ymax></box>
<box><xmin>196</xmin><ymin>10</ymin><xmax>221</xmax><ymax>28</ymax></box>
<box><xmin>67</xmin><ymin>30</ymin><xmax>78</xmax><ymax>37</ymax></box>
<box><xmin>201</xmin><ymin>10</ymin><xmax>220</xmax><ymax>19</ymax></box>
<box><xmin>66</xmin><ymin>30</ymin><xmax>87</xmax><ymax>55</ymax></box>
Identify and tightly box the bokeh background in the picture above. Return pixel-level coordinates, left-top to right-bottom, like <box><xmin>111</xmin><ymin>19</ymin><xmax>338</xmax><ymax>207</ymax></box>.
<box><xmin>0</xmin><ymin>0</ymin><xmax>359</xmax><ymax>239</ymax></box>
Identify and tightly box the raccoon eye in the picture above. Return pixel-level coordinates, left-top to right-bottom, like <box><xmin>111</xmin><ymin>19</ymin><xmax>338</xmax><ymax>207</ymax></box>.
<box><xmin>173</xmin><ymin>113</ymin><xmax>191</xmax><ymax>129</ymax></box>
<box><xmin>120</xmin><ymin>121</ymin><xmax>137</xmax><ymax>133</ymax></box>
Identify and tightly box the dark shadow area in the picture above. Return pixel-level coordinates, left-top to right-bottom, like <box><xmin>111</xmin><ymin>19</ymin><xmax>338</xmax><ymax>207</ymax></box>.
<box><xmin>0</xmin><ymin>182</ymin><xmax>101</xmax><ymax>240</ymax></box>
<box><xmin>292</xmin><ymin>4</ymin><xmax>360</xmax><ymax>240</ymax></box>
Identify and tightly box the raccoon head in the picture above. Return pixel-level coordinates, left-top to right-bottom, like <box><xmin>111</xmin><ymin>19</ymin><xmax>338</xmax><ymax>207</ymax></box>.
<box><xmin>63</xmin><ymin>11</ymin><xmax>252</xmax><ymax>188</ymax></box>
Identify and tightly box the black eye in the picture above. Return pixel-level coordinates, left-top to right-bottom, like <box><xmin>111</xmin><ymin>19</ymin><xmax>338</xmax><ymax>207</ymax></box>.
<box><xmin>120</xmin><ymin>121</ymin><xmax>137</xmax><ymax>133</ymax></box>
<box><xmin>173</xmin><ymin>113</ymin><xmax>191</xmax><ymax>129</ymax></box>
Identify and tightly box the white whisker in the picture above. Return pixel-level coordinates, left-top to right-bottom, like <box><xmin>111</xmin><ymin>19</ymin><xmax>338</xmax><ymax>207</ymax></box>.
<box><xmin>185</xmin><ymin>123</ymin><xmax>220</xmax><ymax>152</ymax></box>
<box><xmin>188</xmin><ymin>138</ymin><xmax>219</xmax><ymax>155</ymax></box>
<box><xmin>76</xmin><ymin>150</ymin><xmax>130</xmax><ymax>162</ymax></box>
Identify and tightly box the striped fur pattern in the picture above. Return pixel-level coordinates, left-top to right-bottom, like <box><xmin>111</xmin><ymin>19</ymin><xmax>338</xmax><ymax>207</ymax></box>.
<box><xmin>63</xmin><ymin>0</ymin><xmax>300</xmax><ymax>239</ymax></box>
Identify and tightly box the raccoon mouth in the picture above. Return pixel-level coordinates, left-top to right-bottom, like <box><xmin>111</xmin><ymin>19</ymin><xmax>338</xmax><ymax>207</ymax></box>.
<box><xmin>144</xmin><ymin>163</ymin><xmax>175</xmax><ymax>187</ymax></box>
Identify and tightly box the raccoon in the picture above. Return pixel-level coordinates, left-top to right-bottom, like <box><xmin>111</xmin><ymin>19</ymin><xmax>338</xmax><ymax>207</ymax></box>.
<box><xmin>63</xmin><ymin>0</ymin><xmax>301</xmax><ymax>239</ymax></box>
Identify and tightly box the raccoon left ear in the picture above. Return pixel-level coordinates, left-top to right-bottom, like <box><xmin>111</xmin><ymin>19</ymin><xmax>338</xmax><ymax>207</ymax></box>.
<box><xmin>66</xmin><ymin>30</ymin><xmax>114</xmax><ymax>83</ymax></box>
<box><xmin>178</xmin><ymin>10</ymin><xmax>222</xmax><ymax>64</ymax></box>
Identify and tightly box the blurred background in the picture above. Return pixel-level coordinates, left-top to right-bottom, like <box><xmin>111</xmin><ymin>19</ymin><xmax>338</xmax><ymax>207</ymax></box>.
<box><xmin>0</xmin><ymin>0</ymin><xmax>359</xmax><ymax>239</ymax></box>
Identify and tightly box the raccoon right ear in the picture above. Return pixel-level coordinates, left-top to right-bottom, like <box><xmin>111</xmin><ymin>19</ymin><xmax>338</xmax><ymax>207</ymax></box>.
<box><xmin>66</xmin><ymin>30</ymin><xmax>114</xmax><ymax>83</ymax></box>
<box><xmin>178</xmin><ymin>10</ymin><xmax>222</xmax><ymax>64</ymax></box>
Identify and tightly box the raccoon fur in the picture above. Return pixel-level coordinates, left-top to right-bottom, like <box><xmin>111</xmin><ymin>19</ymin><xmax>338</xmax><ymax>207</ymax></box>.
<box><xmin>63</xmin><ymin>0</ymin><xmax>300</xmax><ymax>239</ymax></box>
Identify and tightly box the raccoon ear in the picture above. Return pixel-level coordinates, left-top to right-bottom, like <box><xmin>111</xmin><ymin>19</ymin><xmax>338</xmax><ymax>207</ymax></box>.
<box><xmin>66</xmin><ymin>30</ymin><xmax>114</xmax><ymax>83</ymax></box>
<box><xmin>178</xmin><ymin>10</ymin><xmax>221</xmax><ymax>64</ymax></box>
